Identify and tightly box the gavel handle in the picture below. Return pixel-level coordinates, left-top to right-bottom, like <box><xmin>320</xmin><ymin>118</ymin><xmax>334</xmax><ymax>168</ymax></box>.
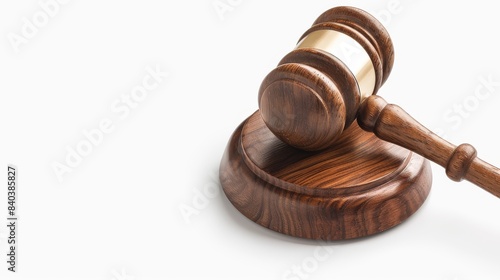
<box><xmin>358</xmin><ymin>95</ymin><xmax>500</xmax><ymax>198</ymax></box>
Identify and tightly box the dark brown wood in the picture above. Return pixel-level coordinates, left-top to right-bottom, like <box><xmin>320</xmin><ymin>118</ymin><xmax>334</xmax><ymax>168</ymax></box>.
<box><xmin>220</xmin><ymin>5</ymin><xmax>500</xmax><ymax>243</ymax></box>
<box><xmin>258</xmin><ymin>6</ymin><xmax>394</xmax><ymax>151</ymax></box>
<box><xmin>255</xmin><ymin>6</ymin><xmax>500</xmax><ymax>198</ymax></box>
<box><xmin>258</xmin><ymin>63</ymin><xmax>347</xmax><ymax>151</ymax></box>
<box><xmin>220</xmin><ymin>111</ymin><xmax>432</xmax><ymax>240</ymax></box>
<box><xmin>279</xmin><ymin>48</ymin><xmax>361</xmax><ymax>128</ymax></box>
<box><xmin>358</xmin><ymin>95</ymin><xmax>500</xmax><ymax>198</ymax></box>
<box><xmin>312</xmin><ymin>6</ymin><xmax>394</xmax><ymax>84</ymax></box>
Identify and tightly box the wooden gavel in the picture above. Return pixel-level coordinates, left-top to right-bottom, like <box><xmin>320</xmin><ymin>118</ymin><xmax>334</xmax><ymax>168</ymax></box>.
<box><xmin>257</xmin><ymin>6</ymin><xmax>500</xmax><ymax>197</ymax></box>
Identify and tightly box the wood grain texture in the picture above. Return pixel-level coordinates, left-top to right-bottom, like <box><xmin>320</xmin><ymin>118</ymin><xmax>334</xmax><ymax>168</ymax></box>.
<box><xmin>258</xmin><ymin>63</ymin><xmax>347</xmax><ymax>151</ymax></box>
<box><xmin>257</xmin><ymin>6</ymin><xmax>395</xmax><ymax>151</ymax></box>
<box><xmin>220</xmin><ymin>111</ymin><xmax>432</xmax><ymax>240</ymax></box>
<box><xmin>312</xmin><ymin>6</ymin><xmax>394</xmax><ymax>84</ymax></box>
<box><xmin>358</xmin><ymin>95</ymin><xmax>500</xmax><ymax>198</ymax></box>
<box><xmin>279</xmin><ymin>48</ymin><xmax>361</xmax><ymax>132</ymax></box>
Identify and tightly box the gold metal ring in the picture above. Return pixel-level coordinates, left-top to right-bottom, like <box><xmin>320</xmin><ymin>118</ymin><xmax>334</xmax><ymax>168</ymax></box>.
<box><xmin>296</xmin><ymin>29</ymin><xmax>376</xmax><ymax>101</ymax></box>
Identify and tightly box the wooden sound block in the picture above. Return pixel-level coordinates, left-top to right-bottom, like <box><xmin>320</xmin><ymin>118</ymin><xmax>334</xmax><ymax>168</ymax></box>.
<box><xmin>220</xmin><ymin>111</ymin><xmax>432</xmax><ymax>240</ymax></box>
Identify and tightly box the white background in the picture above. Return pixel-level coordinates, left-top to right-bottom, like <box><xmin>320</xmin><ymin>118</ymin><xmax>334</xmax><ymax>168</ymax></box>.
<box><xmin>1</xmin><ymin>0</ymin><xmax>500</xmax><ymax>279</ymax></box>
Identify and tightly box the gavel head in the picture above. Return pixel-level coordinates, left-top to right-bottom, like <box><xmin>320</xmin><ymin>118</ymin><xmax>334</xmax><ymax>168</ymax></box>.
<box><xmin>258</xmin><ymin>6</ymin><xmax>395</xmax><ymax>151</ymax></box>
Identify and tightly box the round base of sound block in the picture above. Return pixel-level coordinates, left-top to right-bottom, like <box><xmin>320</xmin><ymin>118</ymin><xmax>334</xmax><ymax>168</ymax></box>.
<box><xmin>219</xmin><ymin>111</ymin><xmax>432</xmax><ymax>240</ymax></box>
